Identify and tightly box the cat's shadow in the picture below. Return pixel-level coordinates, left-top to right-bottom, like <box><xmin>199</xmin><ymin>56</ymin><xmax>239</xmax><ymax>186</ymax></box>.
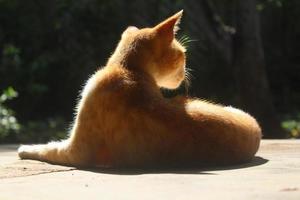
<box><xmin>79</xmin><ymin>156</ymin><xmax>268</xmax><ymax>175</ymax></box>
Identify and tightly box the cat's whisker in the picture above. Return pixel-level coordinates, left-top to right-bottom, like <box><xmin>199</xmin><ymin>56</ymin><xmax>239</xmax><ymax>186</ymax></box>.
<box><xmin>180</xmin><ymin>38</ymin><xmax>190</xmax><ymax>46</ymax></box>
<box><xmin>185</xmin><ymin>67</ymin><xmax>195</xmax><ymax>85</ymax></box>
<box><xmin>179</xmin><ymin>37</ymin><xmax>198</xmax><ymax>50</ymax></box>
<box><xmin>185</xmin><ymin>67</ymin><xmax>194</xmax><ymax>73</ymax></box>
<box><xmin>184</xmin><ymin>67</ymin><xmax>194</xmax><ymax>95</ymax></box>
<box><xmin>178</xmin><ymin>35</ymin><xmax>189</xmax><ymax>44</ymax></box>
<box><xmin>182</xmin><ymin>39</ymin><xmax>198</xmax><ymax>45</ymax></box>
<box><xmin>184</xmin><ymin>79</ymin><xmax>190</xmax><ymax>95</ymax></box>
<box><xmin>178</xmin><ymin>35</ymin><xmax>191</xmax><ymax>45</ymax></box>
<box><xmin>181</xmin><ymin>39</ymin><xmax>198</xmax><ymax>47</ymax></box>
<box><xmin>180</xmin><ymin>37</ymin><xmax>189</xmax><ymax>44</ymax></box>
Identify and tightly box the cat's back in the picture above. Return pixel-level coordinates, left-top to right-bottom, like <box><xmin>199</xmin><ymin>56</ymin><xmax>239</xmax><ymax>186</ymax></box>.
<box><xmin>82</xmin><ymin>66</ymin><xmax>135</xmax><ymax>100</ymax></box>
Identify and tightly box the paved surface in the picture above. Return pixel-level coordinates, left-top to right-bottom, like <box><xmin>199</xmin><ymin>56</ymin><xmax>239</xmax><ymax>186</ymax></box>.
<box><xmin>0</xmin><ymin>140</ymin><xmax>299</xmax><ymax>200</ymax></box>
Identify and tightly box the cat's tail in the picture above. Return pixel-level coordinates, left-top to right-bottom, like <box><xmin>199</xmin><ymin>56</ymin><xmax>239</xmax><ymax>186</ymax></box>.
<box><xmin>223</xmin><ymin>106</ymin><xmax>262</xmax><ymax>162</ymax></box>
<box><xmin>18</xmin><ymin>140</ymin><xmax>84</xmax><ymax>167</ymax></box>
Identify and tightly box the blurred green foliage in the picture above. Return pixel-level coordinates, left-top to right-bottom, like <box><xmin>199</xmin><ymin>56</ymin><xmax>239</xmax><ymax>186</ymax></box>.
<box><xmin>17</xmin><ymin>118</ymin><xmax>68</xmax><ymax>143</ymax></box>
<box><xmin>281</xmin><ymin>115</ymin><xmax>300</xmax><ymax>138</ymax></box>
<box><xmin>257</xmin><ymin>0</ymin><xmax>285</xmax><ymax>10</ymax></box>
<box><xmin>0</xmin><ymin>87</ymin><xmax>20</xmax><ymax>139</ymax></box>
<box><xmin>0</xmin><ymin>87</ymin><xmax>68</xmax><ymax>143</ymax></box>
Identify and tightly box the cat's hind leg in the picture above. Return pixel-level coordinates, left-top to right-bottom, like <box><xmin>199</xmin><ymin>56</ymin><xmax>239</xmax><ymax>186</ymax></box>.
<box><xmin>18</xmin><ymin>140</ymin><xmax>88</xmax><ymax>167</ymax></box>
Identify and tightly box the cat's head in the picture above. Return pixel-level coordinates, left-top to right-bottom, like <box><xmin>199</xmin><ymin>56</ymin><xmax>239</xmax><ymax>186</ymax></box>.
<box><xmin>108</xmin><ymin>10</ymin><xmax>186</xmax><ymax>89</ymax></box>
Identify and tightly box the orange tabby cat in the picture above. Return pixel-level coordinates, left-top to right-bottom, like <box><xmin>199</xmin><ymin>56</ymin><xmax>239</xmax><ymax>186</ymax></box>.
<box><xmin>18</xmin><ymin>11</ymin><xmax>261</xmax><ymax>168</ymax></box>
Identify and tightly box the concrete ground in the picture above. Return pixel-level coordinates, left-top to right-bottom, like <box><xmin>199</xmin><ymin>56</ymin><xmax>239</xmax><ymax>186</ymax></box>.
<box><xmin>0</xmin><ymin>140</ymin><xmax>299</xmax><ymax>200</ymax></box>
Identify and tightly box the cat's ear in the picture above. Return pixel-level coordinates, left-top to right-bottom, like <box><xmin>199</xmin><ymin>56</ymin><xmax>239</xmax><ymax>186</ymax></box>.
<box><xmin>154</xmin><ymin>10</ymin><xmax>183</xmax><ymax>43</ymax></box>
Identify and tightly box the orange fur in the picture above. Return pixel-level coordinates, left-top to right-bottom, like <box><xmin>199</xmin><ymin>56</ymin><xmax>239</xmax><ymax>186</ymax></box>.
<box><xmin>18</xmin><ymin>10</ymin><xmax>261</xmax><ymax>168</ymax></box>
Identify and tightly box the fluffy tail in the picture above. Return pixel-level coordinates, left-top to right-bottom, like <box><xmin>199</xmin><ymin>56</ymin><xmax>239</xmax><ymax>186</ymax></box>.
<box><xmin>224</xmin><ymin>106</ymin><xmax>262</xmax><ymax>162</ymax></box>
<box><xmin>18</xmin><ymin>140</ymin><xmax>82</xmax><ymax>166</ymax></box>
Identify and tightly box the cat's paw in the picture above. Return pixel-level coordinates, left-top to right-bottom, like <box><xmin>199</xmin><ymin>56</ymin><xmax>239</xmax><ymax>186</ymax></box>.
<box><xmin>18</xmin><ymin>145</ymin><xmax>35</xmax><ymax>159</ymax></box>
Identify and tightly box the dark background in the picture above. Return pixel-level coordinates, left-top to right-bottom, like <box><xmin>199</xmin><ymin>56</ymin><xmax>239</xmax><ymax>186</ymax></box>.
<box><xmin>0</xmin><ymin>0</ymin><xmax>299</xmax><ymax>142</ymax></box>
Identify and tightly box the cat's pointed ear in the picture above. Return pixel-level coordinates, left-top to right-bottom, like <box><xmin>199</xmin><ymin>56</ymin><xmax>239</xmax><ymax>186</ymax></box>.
<box><xmin>154</xmin><ymin>10</ymin><xmax>183</xmax><ymax>43</ymax></box>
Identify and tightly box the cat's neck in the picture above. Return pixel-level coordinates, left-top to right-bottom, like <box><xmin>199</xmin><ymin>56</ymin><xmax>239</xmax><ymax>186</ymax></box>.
<box><xmin>107</xmin><ymin>64</ymin><xmax>162</xmax><ymax>96</ymax></box>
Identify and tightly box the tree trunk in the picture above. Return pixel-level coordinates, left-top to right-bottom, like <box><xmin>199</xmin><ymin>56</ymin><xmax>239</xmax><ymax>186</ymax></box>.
<box><xmin>233</xmin><ymin>0</ymin><xmax>286</xmax><ymax>138</ymax></box>
<box><xmin>184</xmin><ymin>0</ymin><xmax>233</xmax><ymax>64</ymax></box>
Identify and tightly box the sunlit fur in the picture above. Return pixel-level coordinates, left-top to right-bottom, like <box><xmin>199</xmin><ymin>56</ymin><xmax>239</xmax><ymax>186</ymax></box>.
<box><xmin>18</xmin><ymin>11</ymin><xmax>261</xmax><ymax>168</ymax></box>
